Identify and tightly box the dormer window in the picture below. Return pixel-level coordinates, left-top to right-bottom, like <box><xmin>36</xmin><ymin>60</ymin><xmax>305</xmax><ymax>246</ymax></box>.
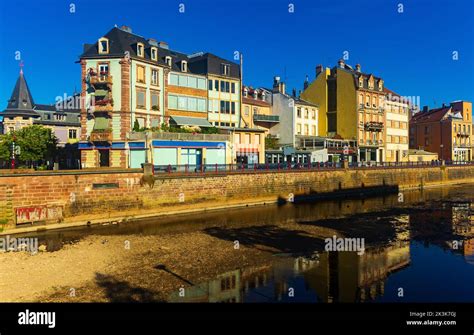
<box><xmin>261</xmin><ymin>91</ymin><xmax>266</xmax><ymax>101</ymax></box>
<box><xmin>378</xmin><ymin>80</ymin><xmax>383</xmax><ymax>91</ymax></box>
<box><xmin>165</xmin><ymin>56</ymin><xmax>172</xmax><ymax>67</ymax></box>
<box><xmin>358</xmin><ymin>77</ymin><xmax>363</xmax><ymax>88</ymax></box>
<box><xmin>98</xmin><ymin>38</ymin><xmax>109</xmax><ymax>54</ymax></box>
<box><xmin>253</xmin><ymin>90</ymin><xmax>258</xmax><ymax>99</ymax></box>
<box><xmin>181</xmin><ymin>60</ymin><xmax>187</xmax><ymax>72</ymax></box>
<box><xmin>243</xmin><ymin>87</ymin><xmax>248</xmax><ymax>97</ymax></box>
<box><xmin>150</xmin><ymin>47</ymin><xmax>158</xmax><ymax>61</ymax></box>
<box><xmin>137</xmin><ymin>43</ymin><xmax>144</xmax><ymax>57</ymax></box>
<box><xmin>221</xmin><ymin>64</ymin><xmax>230</xmax><ymax>76</ymax></box>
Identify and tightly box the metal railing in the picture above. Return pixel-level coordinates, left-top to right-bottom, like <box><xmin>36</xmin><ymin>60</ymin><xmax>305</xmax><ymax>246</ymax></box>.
<box><xmin>151</xmin><ymin>160</ymin><xmax>474</xmax><ymax>175</ymax></box>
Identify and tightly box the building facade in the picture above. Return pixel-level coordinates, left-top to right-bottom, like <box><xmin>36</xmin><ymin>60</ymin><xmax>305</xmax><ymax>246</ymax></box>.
<box><xmin>301</xmin><ymin>61</ymin><xmax>386</xmax><ymax>162</ymax></box>
<box><xmin>383</xmin><ymin>88</ymin><xmax>410</xmax><ymax>162</ymax></box>
<box><xmin>409</xmin><ymin>101</ymin><xmax>472</xmax><ymax>161</ymax></box>
<box><xmin>241</xmin><ymin>86</ymin><xmax>278</xmax><ymax>133</ymax></box>
<box><xmin>79</xmin><ymin>26</ymin><xmax>241</xmax><ymax>168</ymax></box>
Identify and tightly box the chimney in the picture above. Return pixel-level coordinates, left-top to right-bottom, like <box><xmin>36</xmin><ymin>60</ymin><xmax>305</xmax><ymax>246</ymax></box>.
<box><xmin>148</xmin><ymin>38</ymin><xmax>158</xmax><ymax>47</ymax></box>
<box><xmin>338</xmin><ymin>59</ymin><xmax>345</xmax><ymax>68</ymax></box>
<box><xmin>280</xmin><ymin>82</ymin><xmax>286</xmax><ymax>95</ymax></box>
<box><xmin>355</xmin><ymin>64</ymin><xmax>361</xmax><ymax>72</ymax></box>
<box><xmin>158</xmin><ymin>41</ymin><xmax>169</xmax><ymax>49</ymax></box>
<box><xmin>303</xmin><ymin>75</ymin><xmax>309</xmax><ymax>90</ymax></box>
<box><xmin>316</xmin><ymin>64</ymin><xmax>323</xmax><ymax>76</ymax></box>
<box><xmin>120</xmin><ymin>25</ymin><xmax>132</xmax><ymax>33</ymax></box>
<box><xmin>442</xmin><ymin>103</ymin><xmax>446</xmax><ymax>108</ymax></box>
<box><xmin>422</xmin><ymin>105</ymin><xmax>429</xmax><ymax>113</ymax></box>
<box><xmin>292</xmin><ymin>88</ymin><xmax>297</xmax><ymax>97</ymax></box>
<box><xmin>272</xmin><ymin>76</ymin><xmax>281</xmax><ymax>93</ymax></box>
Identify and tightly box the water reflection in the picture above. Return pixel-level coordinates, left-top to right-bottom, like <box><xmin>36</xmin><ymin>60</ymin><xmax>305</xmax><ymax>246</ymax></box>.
<box><xmin>167</xmin><ymin>196</ymin><xmax>474</xmax><ymax>303</ymax></box>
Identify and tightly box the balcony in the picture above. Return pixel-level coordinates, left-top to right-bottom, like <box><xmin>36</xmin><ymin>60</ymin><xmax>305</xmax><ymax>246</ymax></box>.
<box><xmin>91</xmin><ymin>98</ymin><xmax>114</xmax><ymax>113</ymax></box>
<box><xmin>253</xmin><ymin>114</ymin><xmax>280</xmax><ymax>123</ymax></box>
<box><xmin>89</xmin><ymin>129</ymin><xmax>113</xmax><ymax>142</ymax></box>
<box><xmin>90</xmin><ymin>73</ymin><xmax>113</xmax><ymax>86</ymax></box>
<box><xmin>364</xmin><ymin>121</ymin><xmax>384</xmax><ymax>132</ymax></box>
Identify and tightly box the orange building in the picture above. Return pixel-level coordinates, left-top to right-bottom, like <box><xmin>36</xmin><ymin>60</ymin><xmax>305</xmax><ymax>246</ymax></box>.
<box><xmin>409</xmin><ymin>101</ymin><xmax>472</xmax><ymax>161</ymax></box>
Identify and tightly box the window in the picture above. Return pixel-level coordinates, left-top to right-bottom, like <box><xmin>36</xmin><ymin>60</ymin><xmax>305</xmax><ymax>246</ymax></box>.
<box><xmin>68</xmin><ymin>129</ymin><xmax>77</xmax><ymax>139</ymax></box>
<box><xmin>221</xmin><ymin>64</ymin><xmax>230</xmax><ymax>76</ymax></box>
<box><xmin>208</xmin><ymin>80</ymin><xmax>213</xmax><ymax>91</ymax></box>
<box><xmin>312</xmin><ymin>109</ymin><xmax>316</xmax><ymax>119</ymax></box>
<box><xmin>99</xmin><ymin>63</ymin><xmax>109</xmax><ymax>75</ymax></box>
<box><xmin>304</xmin><ymin>124</ymin><xmax>309</xmax><ymax>135</ymax></box>
<box><xmin>231</xmin><ymin>102</ymin><xmax>236</xmax><ymax>114</ymax></box>
<box><xmin>244</xmin><ymin>133</ymin><xmax>251</xmax><ymax>144</ymax></box>
<box><xmin>137</xmin><ymin>65</ymin><xmax>145</xmax><ymax>83</ymax></box>
<box><xmin>231</xmin><ymin>83</ymin><xmax>236</xmax><ymax>94</ymax></box>
<box><xmin>214</xmin><ymin>80</ymin><xmax>219</xmax><ymax>91</ymax></box>
<box><xmin>188</xmin><ymin>76</ymin><xmax>197</xmax><ymax>88</ymax></box>
<box><xmin>297</xmin><ymin>124</ymin><xmax>302</xmax><ymax>135</ymax></box>
<box><xmin>225</xmin><ymin>82</ymin><xmax>230</xmax><ymax>93</ymax></box>
<box><xmin>178</xmin><ymin>74</ymin><xmax>187</xmax><ymax>87</ymax></box>
<box><xmin>312</xmin><ymin>125</ymin><xmax>316</xmax><ymax>135</ymax></box>
<box><xmin>178</xmin><ymin>96</ymin><xmax>187</xmax><ymax>110</ymax></box>
<box><xmin>254</xmin><ymin>134</ymin><xmax>260</xmax><ymax>145</ymax></box>
<box><xmin>197</xmin><ymin>78</ymin><xmax>206</xmax><ymax>90</ymax></box>
<box><xmin>137</xmin><ymin>90</ymin><xmax>146</xmax><ymax>108</ymax></box>
<box><xmin>150</xmin><ymin>47</ymin><xmax>158</xmax><ymax>61</ymax></box>
<box><xmin>98</xmin><ymin>38</ymin><xmax>109</xmax><ymax>54</ymax></box>
<box><xmin>151</xmin><ymin>69</ymin><xmax>159</xmax><ymax>86</ymax></box>
<box><xmin>220</xmin><ymin>81</ymin><xmax>225</xmax><ymax>92</ymax></box>
<box><xmin>170</xmin><ymin>73</ymin><xmax>179</xmax><ymax>85</ymax></box>
<box><xmin>137</xmin><ymin>43</ymin><xmax>144</xmax><ymax>57</ymax></box>
<box><xmin>165</xmin><ymin>56</ymin><xmax>172</xmax><ymax>67</ymax></box>
<box><xmin>181</xmin><ymin>60</ymin><xmax>187</xmax><ymax>72</ymax></box>
<box><xmin>168</xmin><ymin>95</ymin><xmax>178</xmax><ymax>109</ymax></box>
<box><xmin>197</xmin><ymin>99</ymin><xmax>206</xmax><ymax>112</ymax></box>
<box><xmin>305</xmin><ymin>109</ymin><xmax>309</xmax><ymax>119</ymax></box>
<box><xmin>151</xmin><ymin>91</ymin><xmax>159</xmax><ymax>110</ymax></box>
<box><xmin>297</xmin><ymin>108</ymin><xmax>301</xmax><ymax>118</ymax></box>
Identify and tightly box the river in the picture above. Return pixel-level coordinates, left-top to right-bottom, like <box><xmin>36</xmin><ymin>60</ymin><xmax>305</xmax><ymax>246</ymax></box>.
<box><xmin>4</xmin><ymin>183</ymin><xmax>474</xmax><ymax>303</ymax></box>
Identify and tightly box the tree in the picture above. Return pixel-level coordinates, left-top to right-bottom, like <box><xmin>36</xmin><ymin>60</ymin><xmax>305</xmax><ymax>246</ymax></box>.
<box><xmin>265</xmin><ymin>135</ymin><xmax>280</xmax><ymax>150</ymax></box>
<box><xmin>133</xmin><ymin>119</ymin><xmax>140</xmax><ymax>132</ymax></box>
<box><xmin>0</xmin><ymin>133</ymin><xmax>12</xmax><ymax>161</ymax></box>
<box><xmin>14</xmin><ymin>125</ymin><xmax>58</xmax><ymax>163</ymax></box>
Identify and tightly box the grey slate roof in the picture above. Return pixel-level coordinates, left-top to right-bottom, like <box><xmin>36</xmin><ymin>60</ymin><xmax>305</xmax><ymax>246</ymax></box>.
<box><xmin>2</xmin><ymin>71</ymin><xmax>40</xmax><ymax>118</ymax></box>
<box><xmin>80</xmin><ymin>27</ymin><xmax>240</xmax><ymax>79</ymax></box>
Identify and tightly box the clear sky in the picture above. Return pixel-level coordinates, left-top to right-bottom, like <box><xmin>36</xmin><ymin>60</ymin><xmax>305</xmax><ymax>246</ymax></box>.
<box><xmin>0</xmin><ymin>0</ymin><xmax>473</xmax><ymax>109</ymax></box>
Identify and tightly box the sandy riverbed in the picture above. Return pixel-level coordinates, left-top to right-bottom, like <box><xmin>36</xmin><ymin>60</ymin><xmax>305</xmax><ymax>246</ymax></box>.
<box><xmin>0</xmin><ymin>221</ymin><xmax>338</xmax><ymax>302</ymax></box>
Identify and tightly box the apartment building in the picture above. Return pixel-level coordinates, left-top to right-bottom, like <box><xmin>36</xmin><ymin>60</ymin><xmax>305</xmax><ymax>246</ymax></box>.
<box><xmin>383</xmin><ymin>88</ymin><xmax>409</xmax><ymax>162</ymax></box>
<box><xmin>301</xmin><ymin>60</ymin><xmax>386</xmax><ymax>162</ymax></box>
<box><xmin>410</xmin><ymin>101</ymin><xmax>472</xmax><ymax>161</ymax></box>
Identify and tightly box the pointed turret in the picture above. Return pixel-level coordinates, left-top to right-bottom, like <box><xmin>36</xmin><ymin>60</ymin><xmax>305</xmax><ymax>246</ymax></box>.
<box><xmin>2</xmin><ymin>69</ymin><xmax>40</xmax><ymax>118</ymax></box>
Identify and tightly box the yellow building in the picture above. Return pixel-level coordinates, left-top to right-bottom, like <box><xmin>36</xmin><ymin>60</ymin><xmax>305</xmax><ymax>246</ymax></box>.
<box><xmin>302</xmin><ymin>60</ymin><xmax>386</xmax><ymax>162</ymax></box>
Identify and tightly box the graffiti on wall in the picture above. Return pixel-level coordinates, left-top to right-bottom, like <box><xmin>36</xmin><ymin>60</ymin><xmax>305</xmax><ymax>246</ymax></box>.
<box><xmin>15</xmin><ymin>206</ymin><xmax>63</xmax><ymax>225</ymax></box>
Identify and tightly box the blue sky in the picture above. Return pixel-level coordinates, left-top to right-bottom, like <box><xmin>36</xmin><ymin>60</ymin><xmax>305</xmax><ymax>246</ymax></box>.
<box><xmin>0</xmin><ymin>0</ymin><xmax>473</xmax><ymax>109</ymax></box>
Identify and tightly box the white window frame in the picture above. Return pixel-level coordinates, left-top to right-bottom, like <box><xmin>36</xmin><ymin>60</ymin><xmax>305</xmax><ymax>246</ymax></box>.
<box><xmin>98</xmin><ymin>38</ymin><xmax>109</xmax><ymax>54</ymax></box>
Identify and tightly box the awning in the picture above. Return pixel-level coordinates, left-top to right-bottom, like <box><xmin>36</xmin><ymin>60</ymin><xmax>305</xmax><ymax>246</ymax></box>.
<box><xmin>170</xmin><ymin>116</ymin><xmax>212</xmax><ymax>127</ymax></box>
